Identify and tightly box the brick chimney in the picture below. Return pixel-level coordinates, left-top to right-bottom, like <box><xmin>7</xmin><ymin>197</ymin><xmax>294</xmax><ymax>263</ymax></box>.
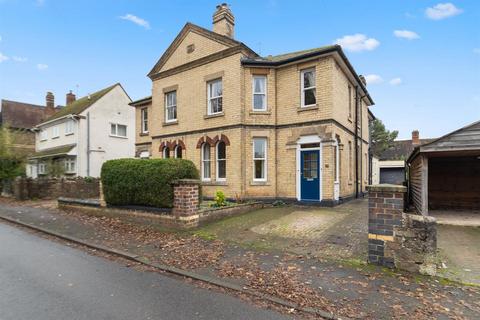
<box><xmin>66</xmin><ymin>90</ymin><xmax>76</xmax><ymax>105</ymax></box>
<box><xmin>213</xmin><ymin>3</ymin><xmax>234</xmax><ymax>38</ymax></box>
<box><xmin>45</xmin><ymin>92</ymin><xmax>55</xmax><ymax>116</ymax></box>
<box><xmin>412</xmin><ymin>130</ymin><xmax>420</xmax><ymax>145</ymax></box>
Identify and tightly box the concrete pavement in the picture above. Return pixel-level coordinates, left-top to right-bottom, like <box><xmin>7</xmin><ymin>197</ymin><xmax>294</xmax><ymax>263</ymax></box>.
<box><xmin>0</xmin><ymin>222</ymin><xmax>290</xmax><ymax>320</ymax></box>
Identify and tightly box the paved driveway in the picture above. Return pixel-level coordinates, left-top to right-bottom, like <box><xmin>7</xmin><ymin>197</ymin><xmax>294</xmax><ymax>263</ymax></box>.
<box><xmin>437</xmin><ymin>224</ymin><xmax>480</xmax><ymax>285</ymax></box>
<box><xmin>196</xmin><ymin>199</ymin><xmax>368</xmax><ymax>261</ymax></box>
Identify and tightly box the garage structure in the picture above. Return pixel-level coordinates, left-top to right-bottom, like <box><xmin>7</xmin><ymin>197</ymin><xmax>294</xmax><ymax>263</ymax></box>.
<box><xmin>407</xmin><ymin>120</ymin><xmax>480</xmax><ymax>215</ymax></box>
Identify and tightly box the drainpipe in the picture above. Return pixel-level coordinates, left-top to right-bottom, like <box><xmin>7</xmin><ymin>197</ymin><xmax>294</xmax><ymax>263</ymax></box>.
<box><xmin>86</xmin><ymin>112</ymin><xmax>90</xmax><ymax>177</ymax></box>
<box><xmin>354</xmin><ymin>86</ymin><xmax>359</xmax><ymax>198</ymax></box>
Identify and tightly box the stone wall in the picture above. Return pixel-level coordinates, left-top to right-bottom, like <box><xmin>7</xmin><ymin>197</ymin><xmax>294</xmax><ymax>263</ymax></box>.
<box><xmin>367</xmin><ymin>184</ymin><xmax>437</xmax><ymax>275</ymax></box>
<box><xmin>13</xmin><ymin>177</ymin><xmax>100</xmax><ymax>200</ymax></box>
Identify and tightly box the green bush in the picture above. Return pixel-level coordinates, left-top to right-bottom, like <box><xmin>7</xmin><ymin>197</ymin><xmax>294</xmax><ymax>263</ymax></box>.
<box><xmin>101</xmin><ymin>158</ymin><xmax>199</xmax><ymax>208</ymax></box>
<box><xmin>212</xmin><ymin>190</ymin><xmax>227</xmax><ymax>207</ymax></box>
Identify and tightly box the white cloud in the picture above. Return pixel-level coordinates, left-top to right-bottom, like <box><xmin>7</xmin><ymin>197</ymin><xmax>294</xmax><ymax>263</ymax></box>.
<box><xmin>37</xmin><ymin>63</ymin><xmax>48</xmax><ymax>70</ymax></box>
<box><xmin>394</xmin><ymin>30</ymin><xmax>420</xmax><ymax>40</ymax></box>
<box><xmin>119</xmin><ymin>14</ymin><xmax>150</xmax><ymax>29</ymax></box>
<box><xmin>474</xmin><ymin>48</ymin><xmax>480</xmax><ymax>54</ymax></box>
<box><xmin>13</xmin><ymin>56</ymin><xmax>27</xmax><ymax>62</ymax></box>
<box><xmin>0</xmin><ymin>52</ymin><xmax>9</xmax><ymax>63</ymax></box>
<box><xmin>364</xmin><ymin>74</ymin><xmax>383</xmax><ymax>85</ymax></box>
<box><xmin>334</xmin><ymin>34</ymin><xmax>380</xmax><ymax>52</ymax></box>
<box><xmin>389</xmin><ymin>78</ymin><xmax>403</xmax><ymax>86</ymax></box>
<box><xmin>426</xmin><ymin>3</ymin><xmax>462</xmax><ymax>20</ymax></box>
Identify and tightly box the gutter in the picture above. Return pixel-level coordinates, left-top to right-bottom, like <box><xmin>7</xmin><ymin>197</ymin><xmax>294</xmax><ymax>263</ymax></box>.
<box><xmin>33</xmin><ymin>114</ymin><xmax>80</xmax><ymax>129</ymax></box>
<box><xmin>241</xmin><ymin>45</ymin><xmax>374</xmax><ymax>106</ymax></box>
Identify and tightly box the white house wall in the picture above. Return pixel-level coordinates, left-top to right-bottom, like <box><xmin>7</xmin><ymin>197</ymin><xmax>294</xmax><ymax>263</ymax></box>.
<box><xmin>36</xmin><ymin>117</ymin><xmax>78</xmax><ymax>152</ymax></box>
<box><xmin>79</xmin><ymin>85</ymin><xmax>134</xmax><ymax>177</ymax></box>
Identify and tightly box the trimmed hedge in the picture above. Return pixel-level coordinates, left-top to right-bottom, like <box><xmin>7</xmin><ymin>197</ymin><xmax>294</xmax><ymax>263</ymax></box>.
<box><xmin>101</xmin><ymin>158</ymin><xmax>200</xmax><ymax>208</ymax></box>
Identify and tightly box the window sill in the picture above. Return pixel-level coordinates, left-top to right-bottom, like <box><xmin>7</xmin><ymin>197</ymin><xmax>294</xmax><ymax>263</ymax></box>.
<box><xmin>202</xmin><ymin>181</ymin><xmax>228</xmax><ymax>186</ymax></box>
<box><xmin>348</xmin><ymin>117</ymin><xmax>353</xmax><ymax>123</ymax></box>
<box><xmin>204</xmin><ymin>112</ymin><xmax>224</xmax><ymax>119</ymax></box>
<box><xmin>162</xmin><ymin>120</ymin><xmax>178</xmax><ymax>127</ymax></box>
<box><xmin>139</xmin><ymin>132</ymin><xmax>149</xmax><ymax>136</ymax></box>
<box><xmin>65</xmin><ymin>132</ymin><xmax>74</xmax><ymax>136</ymax></box>
<box><xmin>297</xmin><ymin>105</ymin><xmax>319</xmax><ymax>112</ymax></box>
<box><xmin>52</xmin><ymin>136</ymin><xmax>60</xmax><ymax>139</ymax></box>
<box><xmin>249</xmin><ymin>110</ymin><xmax>271</xmax><ymax>115</ymax></box>
<box><xmin>109</xmin><ymin>135</ymin><xmax>128</xmax><ymax>139</ymax></box>
<box><xmin>250</xmin><ymin>181</ymin><xmax>270</xmax><ymax>186</ymax></box>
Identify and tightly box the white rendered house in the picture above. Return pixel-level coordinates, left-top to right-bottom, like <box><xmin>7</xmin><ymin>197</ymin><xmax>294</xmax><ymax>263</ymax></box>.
<box><xmin>27</xmin><ymin>83</ymin><xmax>134</xmax><ymax>178</ymax></box>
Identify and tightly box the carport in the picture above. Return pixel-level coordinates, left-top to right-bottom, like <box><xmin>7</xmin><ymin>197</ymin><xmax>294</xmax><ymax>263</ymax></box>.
<box><xmin>407</xmin><ymin>120</ymin><xmax>480</xmax><ymax>215</ymax></box>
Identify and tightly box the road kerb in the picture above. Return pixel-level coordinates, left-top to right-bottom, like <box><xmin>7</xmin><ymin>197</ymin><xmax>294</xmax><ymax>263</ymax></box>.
<box><xmin>0</xmin><ymin>214</ymin><xmax>343</xmax><ymax>320</ymax></box>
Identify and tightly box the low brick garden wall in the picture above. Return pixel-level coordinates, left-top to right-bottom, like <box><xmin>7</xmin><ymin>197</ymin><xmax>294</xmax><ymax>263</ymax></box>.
<box><xmin>13</xmin><ymin>177</ymin><xmax>100</xmax><ymax>201</ymax></box>
<box><xmin>59</xmin><ymin>179</ymin><xmax>263</xmax><ymax>230</ymax></box>
<box><xmin>367</xmin><ymin>184</ymin><xmax>437</xmax><ymax>275</ymax></box>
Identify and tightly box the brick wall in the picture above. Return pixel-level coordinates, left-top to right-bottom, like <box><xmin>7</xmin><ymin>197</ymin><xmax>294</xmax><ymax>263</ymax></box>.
<box><xmin>367</xmin><ymin>184</ymin><xmax>437</xmax><ymax>275</ymax></box>
<box><xmin>172</xmin><ymin>179</ymin><xmax>201</xmax><ymax>228</ymax></box>
<box><xmin>13</xmin><ymin>177</ymin><xmax>100</xmax><ymax>200</ymax></box>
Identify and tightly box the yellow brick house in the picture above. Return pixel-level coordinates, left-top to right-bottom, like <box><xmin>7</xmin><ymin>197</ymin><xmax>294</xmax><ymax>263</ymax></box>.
<box><xmin>131</xmin><ymin>4</ymin><xmax>374</xmax><ymax>205</ymax></box>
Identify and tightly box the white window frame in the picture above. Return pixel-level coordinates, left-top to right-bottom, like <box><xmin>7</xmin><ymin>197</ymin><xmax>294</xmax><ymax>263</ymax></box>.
<box><xmin>165</xmin><ymin>91</ymin><xmax>177</xmax><ymax>123</ymax></box>
<box><xmin>40</xmin><ymin>129</ymin><xmax>47</xmax><ymax>141</ymax></box>
<box><xmin>110</xmin><ymin>123</ymin><xmax>127</xmax><ymax>138</ymax></box>
<box><xmin>52</xmin><ymin>126</ymin><xmax>60</xmax><ymax>139</ymax></box>
<box><xmin>253</xmin><ymin>138</ymin><xmax>267</xmax><ymax>182</ymax></box>
<box><xmin>141</xmin><ymin>108</ymin><xmax>149</xmax><ymax>133</ymax></box>
<box><xmin>162</xmin><ymin>147</ymin><xmax>170</xmax><ymax>158</ymax></box>
<box><xmin>65</xmin><ymin>120</ymin><xmax>74</xmax><ymax>135</ymax></box>
<box><xmin>174</xmin><ymin>145</ymin><xmax>182</xmax><ymax>159</ymax></box>
<box><xmin>300</xmin><ymin>68</ymin><xmax>316</xmax><ymax>107</ymax></box>
<box><xmin>201</xmin><ymin>143</ymin><xmax>211</xmax><ymax>181</ymax></box>
<box><xmin>252</xmin><ymin>75</ymin><xmax>267</xmax><ymax>111</ymax></box>
<box><xmin>334</xmin><ymin>140</ymin><xmax>340</xmax><ymax>184</ymax></box>
<box><xmin>38</xmin><ymin>162</ymin><xmax>46</xmax><ymax>174</ymax></box>
<box><xmin>216</xmin><ymin>141</ymin><xmax>226</xmax><ymax>181</ymax></box>
<box><xmin>64</xmin><ymin>158</ymin><xmax>76</xmax><ymax>174</ymax></box>
<box><xmin>207</xmin><ymin>79</ymin><xmax>223</xmax><ymax>115</ymax></box>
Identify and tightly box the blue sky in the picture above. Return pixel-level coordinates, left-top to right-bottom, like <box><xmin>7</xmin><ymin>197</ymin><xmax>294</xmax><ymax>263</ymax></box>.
<box><xmin>0</xmin><ymin>0</ymin><xmax>479</xmax><ymax>139</ymax></box>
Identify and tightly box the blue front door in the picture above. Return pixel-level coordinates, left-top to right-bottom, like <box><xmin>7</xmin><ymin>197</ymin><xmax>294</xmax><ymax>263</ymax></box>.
<box><xmin>301</xmin><ymin>150</ymin><xmax>320</xmax><ymax>201</ymax></box>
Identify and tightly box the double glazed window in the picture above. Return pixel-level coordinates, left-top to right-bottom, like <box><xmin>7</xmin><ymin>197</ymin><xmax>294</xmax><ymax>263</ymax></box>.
<box><xmin>40</xmin><ymin>129</ymin><xmax>47</xmax><ymax>141</ymax></box>
<box><xmin>207</xmin><ymin>79</ymin><xmax>223</xmax><ymax>115</ymax></box>
<box><xmin>165</xmin><ymin>91</ymin><xmax>177</xmax><ymax>122</ymax></box>
<box><xmin>64</xmin><ymin>158</ymin><xmax>76</xmax><ymax>173</ymax></box>
<box><xmin>253</xmin><ymin>138</ymin><xmax>267</xmax><ymax>181</ymax></box>
<box><xmin>52</xmin><ymin>126</ymin><xmax>59</xmax><ymax>138</ymax></box>
<box><xmin>252</xmin><ymin>76</ymin><xmax>267</xmax><ymax>111</ymax></box>
<box><xmin>301</xmin><ymin>68</ymin><xmax>316</xmax><ymax>107</ymax></box>
<box><xmin>65</xmin><ymin>120</ymin><xmax>74</xmax><ymax>135</ymax></box>
<box><xmin>201</xmin><ymin>143</ymin><xmax>211</xmax><ymax>181</ymax></box>
<box><xmin>111</xmin><ymin>123</ymin><xmax>127</xmax><ymax>137</ymax></box>
<box><xmin>141</xmin><ymin>108</ymin><xmax>148</xmax><ymax>132</ymax></box>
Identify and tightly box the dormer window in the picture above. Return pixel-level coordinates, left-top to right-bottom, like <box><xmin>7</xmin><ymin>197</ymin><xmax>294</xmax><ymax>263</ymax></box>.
<box><xmin>300</xmin><ymin>68</ymin><xmax>316</xmax><ymax>107</ymax></box>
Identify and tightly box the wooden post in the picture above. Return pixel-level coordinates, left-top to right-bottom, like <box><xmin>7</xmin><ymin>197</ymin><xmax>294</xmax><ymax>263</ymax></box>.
<box><xmin>421</xmin><ymin>155</ymin><xmax>429</xmax><ymax>216</ymax></box>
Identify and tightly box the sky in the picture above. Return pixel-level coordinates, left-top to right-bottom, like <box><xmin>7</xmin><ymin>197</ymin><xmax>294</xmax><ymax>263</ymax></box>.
<box><xmin>0</xmin><ymin>0</ymin><xmax>479</xmax><ymax>139</ymax></box>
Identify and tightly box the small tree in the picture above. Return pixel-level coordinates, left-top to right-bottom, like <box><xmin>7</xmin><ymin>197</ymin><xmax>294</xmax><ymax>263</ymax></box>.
<box><xmin>45</xmin><ymin>159</ymin><xmax>65</xmax><ymax>178</ymax></box>
<box><xmin>369</xmin><ymin>119</ymin><xmax>398</xmax><ymax>157</ymax></box>
<box><xmin>0</xmin><ymin>126</ymin><xmax>25</xmax><ymax>182</ymax></box>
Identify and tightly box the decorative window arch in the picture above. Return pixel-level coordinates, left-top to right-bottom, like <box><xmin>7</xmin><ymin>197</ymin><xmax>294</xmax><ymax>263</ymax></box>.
<box><xmin>201</xmin><ymin>143</ymin><xmax>211</xmax><ymax>181</ymax></box>
<box><xmin>216</xmin><ymin>141</ymin><xmax>226</xmax><ymax>181</ymax></box>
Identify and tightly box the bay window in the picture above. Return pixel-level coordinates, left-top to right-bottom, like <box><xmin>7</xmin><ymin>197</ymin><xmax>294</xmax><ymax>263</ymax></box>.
<box><xmin>216</xmin><ymin>141</ymin><xmax>226</xmax><ymax>181</ymax></box>
<box><xmin>201</xmin><ymin>143</ymin><xmax>211</xmax><ymax>181</ymax></box>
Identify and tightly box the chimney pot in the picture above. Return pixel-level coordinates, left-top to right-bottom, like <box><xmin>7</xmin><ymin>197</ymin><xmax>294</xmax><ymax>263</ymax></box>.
<box><xmin>412</xmin><ymin>130</ymin><xmax>420</xmax><ymax>145</ymax></box>
<box><xmin>212</xmin><ymin>3</ymin><xmax>235</xmax><ymax>38</ymax></box>
<box><xmin>66</xmin><ymin>90</ymin><xmax>76</xmax><ymax>106</ymax></box>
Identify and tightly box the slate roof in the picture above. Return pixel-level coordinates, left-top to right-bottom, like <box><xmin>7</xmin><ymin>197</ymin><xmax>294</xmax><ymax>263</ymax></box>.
<box><xmin>129</xmin><ymin>96</ymin><xmax>152</xmax><ymax>107</ymax></box>
<box><xmin>380</xmin><ymin>139</ymin><xmax>435</xmax><ymax>161</ymax></box>
<box><xmin>42</xmin><ymin>83</ymin><xmax>119</xmax><ymax>123</ymax></box>
<box><xmin>29</xmin><ymin>144</ymin><xmax>76</xmax><ymax>159</ymax></box>
<box><xmin>0</xmin><ymin>100</ymin><xmax>51</xmax><ymax>130</ymax></box>
<box><xmin>247</xmin><ymin>45</ymin><xmax>338</xmax><ymax>63</ymax></box>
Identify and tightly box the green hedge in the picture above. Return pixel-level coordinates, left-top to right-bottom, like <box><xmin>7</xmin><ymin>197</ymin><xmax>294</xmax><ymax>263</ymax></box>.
<box><xmin>101</xmin><ymin>158</ymin><xmax>200</xmax><ymax>208</ymax></box>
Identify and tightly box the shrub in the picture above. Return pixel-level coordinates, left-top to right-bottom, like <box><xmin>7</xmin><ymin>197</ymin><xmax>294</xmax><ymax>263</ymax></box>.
<box><xmin>101</xmin><ymin>158</ymin><xmax>199</xmax><ymax>208</ymax></box>
<box><xmin>212</xmin><ymin>190</ymin><xmax>227</xmax><ymax>207</ymax></box>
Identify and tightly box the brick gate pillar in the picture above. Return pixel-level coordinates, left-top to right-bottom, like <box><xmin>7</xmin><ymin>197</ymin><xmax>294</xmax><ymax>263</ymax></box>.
<box><xmin>367</xmin><ymin>184</ymin><xmax>406</xmax><ymax>267</ymax></box>
<box><xmin>172</xmin><ymin>179</ymin><xmax>201</xmax><ymax>229</ymax></box>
